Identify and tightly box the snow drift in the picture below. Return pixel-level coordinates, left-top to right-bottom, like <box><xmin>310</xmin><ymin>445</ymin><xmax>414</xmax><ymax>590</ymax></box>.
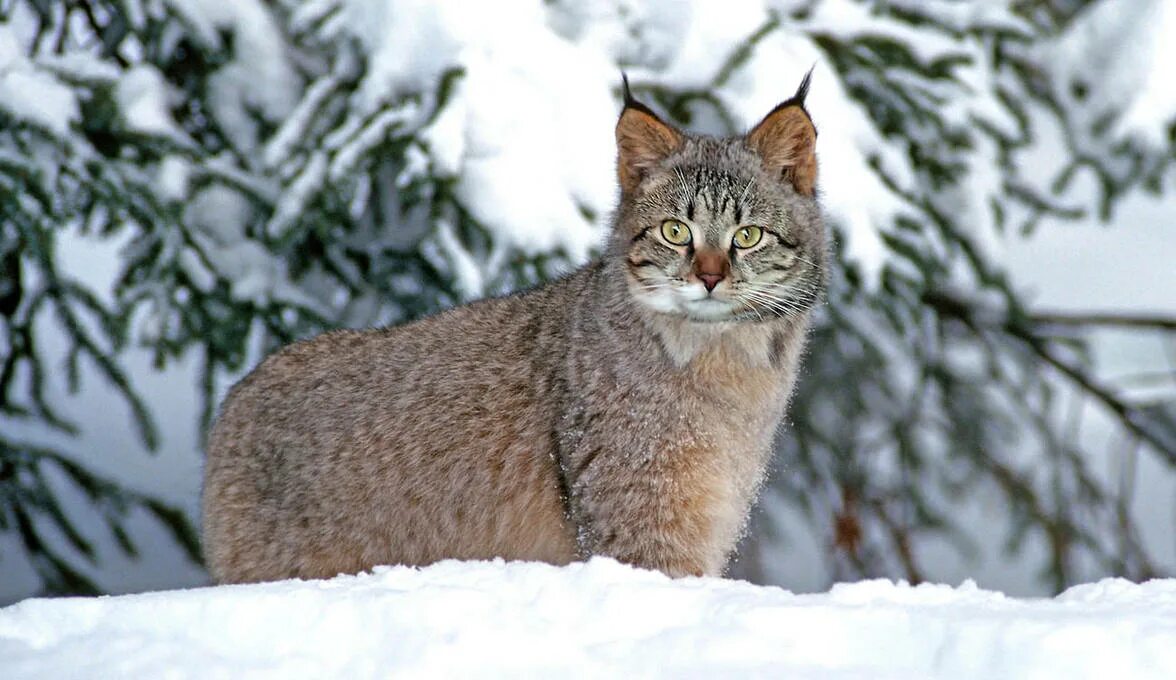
<box><xmin>2</xmin><ymin>558</ymin><xmax>1174</xmax><ymax>679</ymax></box>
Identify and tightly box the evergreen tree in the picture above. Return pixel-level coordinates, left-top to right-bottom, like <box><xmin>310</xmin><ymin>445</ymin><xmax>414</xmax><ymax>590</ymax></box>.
<box><xmin>1</xmin><ymin>0</ymin><xmax>1172</xmax><ymax>598</ymax></box>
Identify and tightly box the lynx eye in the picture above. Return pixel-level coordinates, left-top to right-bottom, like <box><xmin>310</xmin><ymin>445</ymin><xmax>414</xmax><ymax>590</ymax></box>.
<box><xmin>660</xmin><ymin>220</ymin><xmax>692</xmax><ymax>246</ymax></box>
<box><xmin>732</xmin><ymin>226</ymin><xmax>763</xmax><ymax>249</ymax></box>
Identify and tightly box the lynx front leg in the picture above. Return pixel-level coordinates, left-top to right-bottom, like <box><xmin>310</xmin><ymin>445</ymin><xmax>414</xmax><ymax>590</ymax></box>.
<box><xmin>565</xmin><ymin>446</ymin><xmax>736</xmax><ymax>578</ymax></box>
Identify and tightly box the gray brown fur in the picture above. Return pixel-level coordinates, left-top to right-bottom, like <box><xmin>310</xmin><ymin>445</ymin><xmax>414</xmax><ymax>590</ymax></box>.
<box><xmin>202</xmin><ymin>75</ymin><xmax>827</xmax><ymax>583</ymax></box>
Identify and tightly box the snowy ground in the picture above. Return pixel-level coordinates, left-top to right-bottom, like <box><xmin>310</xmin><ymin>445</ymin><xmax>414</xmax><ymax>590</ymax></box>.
<box><xmin>2</xmin><ymin>558</ymin><xmax>1174</xmax><ymax>679</ymax></box>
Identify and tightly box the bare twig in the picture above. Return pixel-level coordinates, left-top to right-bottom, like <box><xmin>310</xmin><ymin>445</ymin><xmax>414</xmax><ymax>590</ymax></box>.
<box><xmin>1032</xmin><ymin>311</ymin><xmax>1176</xmax><ymax>331</ymax></box>
<box><xmin>871</xmin><ymin>498</ymin><xmax>924</xmax><ymax>585</ymax></box>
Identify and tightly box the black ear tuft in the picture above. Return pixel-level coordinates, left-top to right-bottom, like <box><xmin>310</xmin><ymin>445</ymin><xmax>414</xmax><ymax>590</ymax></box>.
<box><xmin>748</xmin><ymin>67</ymin><xmax>818</xmax><ymax>143</ymax></box>
<box><xmin>746</xmin><ymin>68</ymin><xmax>819</xmax><ymax>196</ymax></box>
<box><xmin>618</xmin><ymin>73</ymin><xmax>662</xmax><ymax>120</ymax></box>
<box><xmin>615</xmin><ymin>73</ymin><xmax>682</xmax><ymax>194</ymax></box>
<box><xmin>793</xmin><ymin>66</ymin><xmax>814</xmax><ymax>109</ymax></box>
<box><xmin>751</xmin><ymin>68</ymin><xmax>816</xmax><ymax>122</ymax></box>
<box><xmin>767</xmin><ymin>66</ymin><xmax>815</xmax><ymax>117</ymax></box>
<box><xmin>622</xmin><ymin>72</ymin><xmax>636</xmax><ymax>108</ymax></box>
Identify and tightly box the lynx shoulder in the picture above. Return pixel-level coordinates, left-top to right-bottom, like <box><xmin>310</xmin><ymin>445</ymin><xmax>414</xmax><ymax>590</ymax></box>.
<box><xmin>202</xmin><ymin>72</ymin><xmax>827</xmax><ymax>583</ymax></box>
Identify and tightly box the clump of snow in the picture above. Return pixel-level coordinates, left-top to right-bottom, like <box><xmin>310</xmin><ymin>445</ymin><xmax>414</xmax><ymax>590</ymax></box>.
<box><xmin>35</xmin><ymin>52</ymin><xmax>122</xmax><ymax>85</ymax></box>
<box><xmin>1</xmin><ymin>558</ymin><xmax>1174</xmax><ymax>679</ymax></box>
<box><xmin>157</xmin><ymin>155</ymin><xmax>192</xmax><ymax>202</ymax></box>
<box><xmin>332</xmin><ymin>0</ymin><xmax>618</xmax><ymax>264</ymax></box>
<box><xmin>115</xmin><ymin>65</ymin><xmax>186</xmax><ymax>141</ymax></box>
<box><xmin>0</xmin><ymin>25</ymin><xmax>79</xmax><ymax>137</ymax></box>
<box><xmin>545</xmin><ymin>0</ymin><xmax>690</xmax><ymax>71</ymax></box>
<box><xmin>1043</xmin><ymin>0</ymin><xmax>1176</xmax><ymax>149</ymax></box>
<box><xmin>342</xmin><ymin>0</ymin><xmax>463</xmax><ymax>113</ymax></box>
<box><xmin>165</xmin><ymin>0</ymin><xmax>302</xmax><ymax>157</ymax></box>
<box><xmin>183</xmin><ymin>185</ymin><xmax>320</xmax><ymax>310</ymax></box>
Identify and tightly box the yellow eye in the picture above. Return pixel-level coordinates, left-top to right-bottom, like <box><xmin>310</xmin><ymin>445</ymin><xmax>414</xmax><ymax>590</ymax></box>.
<box><xmin>732</xmin><ymin>226</ymin><xmax>763</xmax><ymax>249</ymax></box>
<box><xmin>660</xmin><ymin>219</ymin><xmax>691</xmax><ymax>246</ymax></box>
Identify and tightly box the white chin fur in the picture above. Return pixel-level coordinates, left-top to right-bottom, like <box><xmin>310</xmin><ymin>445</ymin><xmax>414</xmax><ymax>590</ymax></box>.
<box><xmin>633</xmin><ymin>283</ymin><xmax>737</xmax><ymax>320</ymax></box>
<box><xmin>683</xmin><ymin>298</ymin><xmax>737</xmax><ymax>321</ymax></box>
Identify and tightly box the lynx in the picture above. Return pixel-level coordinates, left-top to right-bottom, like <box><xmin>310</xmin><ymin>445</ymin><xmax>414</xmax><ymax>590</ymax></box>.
<box><xmin>202</xmin><ymin>72</ymin><xmax>827</xmax><ymax>583</ymax></box>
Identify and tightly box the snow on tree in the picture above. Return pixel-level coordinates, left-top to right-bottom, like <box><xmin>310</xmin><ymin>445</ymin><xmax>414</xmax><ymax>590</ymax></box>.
<box><xmin>0</xmin><ymin>0</ymin><xmax>1173</xmax><ymax>598</ymax></box>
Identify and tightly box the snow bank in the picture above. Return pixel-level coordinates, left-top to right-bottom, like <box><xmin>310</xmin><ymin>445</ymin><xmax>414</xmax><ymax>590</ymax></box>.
<box><xmin>2</xmin><ymin>558</ymin><xmax>1174</xmax><ymax>679</ymax></box>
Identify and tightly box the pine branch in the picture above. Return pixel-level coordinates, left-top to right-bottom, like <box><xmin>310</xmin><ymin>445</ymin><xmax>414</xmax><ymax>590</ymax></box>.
<box><xmin>1032</xmin><ymin>311</ymin><xmax>1176</xmax><ymax>332</ymax></box>
<box><xmin>925</xmin><ymin>290</ymin><xmax>1176</xmax><ymax>466</ymax></box>
<box><xmin>1</xmin><ymin>435</ymin><xmax>202</xmax><ymax>595</ymax></box>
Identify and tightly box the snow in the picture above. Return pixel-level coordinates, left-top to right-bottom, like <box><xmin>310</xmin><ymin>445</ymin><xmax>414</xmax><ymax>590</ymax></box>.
<box><xmin>326</xmin><ymin>108</ymin><xmax>417</xmax><ymax>181</ymax></box>
<box><xmin>262</xmin><ymin>67</ymin><xmax>349</xmax><ymax>171</ymax></box>
<box><xmin>343</xmin><ymin>0</ymin><xmax>463</xmax><ymax>110</ymax></box>
<box><xmin>266</xmin><ymin>151</ymin><xmax>329</xmax><ymax>238</ymax></box>
<box><xmin>1043</xmin><ymin>0</ymin><xmax>1176</xmax><ymax>149</ymax></box>
<box><xmin>157</xmin><ymin>155</ymin><xmax>191</xmax><ymax>202</ymax></box>
<box><xmin>1</xmin><ymin>558</ymin><xmax>1174</xmax><ymax>679</ymax></box>
<box><xmin>4</xmin><ymin>0</ymin><xmax>1168</xmax><ymax>299</ymax></box>
<box><xmin>336</xmin><ymin>0</ymin><xmax>620</xmax><ymax>263</ymax></box>
<box><xmin>115</xmin><ymin>65</ymin><xmax>186</xmax><ymax>141</ymax></box>
<box><xmin>433</xmin><ymin>217</ymin><xmax>488</xmax><ymax>298</ymax></box>
<box><xmin>0</xmin><ymin>24</ymin><xmax>79</xmax><ymax>138</ymax></box>
<box><xmin>183</xmin><ymin>185</ymin><xmax>320</xmax><ymax>309</ymax></box>
<box><xmin>167</xmin><ymin>0</ymin><xmax>302</xmax><ymax>157</ymax></box>
<box><xmin>35</xmin><ymin>53</ymin><xmax>122</xmax><ymax>85</ymax></box>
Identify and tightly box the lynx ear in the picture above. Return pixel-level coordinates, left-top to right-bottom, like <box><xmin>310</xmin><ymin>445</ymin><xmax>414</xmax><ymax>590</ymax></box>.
<box><xmin>616</xmin><ymin>75</ymin><xmax>682</xmax><ymax>195</ymax></box>
<box><xmin>747</xmin><ymin>69</ymin><xmax>818</xmax><ymax>197</ymax></box>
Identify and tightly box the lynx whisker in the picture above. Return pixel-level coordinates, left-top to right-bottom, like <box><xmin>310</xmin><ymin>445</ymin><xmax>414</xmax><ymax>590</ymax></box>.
<box><xmin>673</xmin><ymin>167</ymin><xmax>694</xmax><ymax>209</ymax></box>
<box><xmin>737</xmin><ymin>177</ymin><xmax>755</xmax><ymax>212</ymax></box>
<box><xmin>740</xmin><ymin>282</ymin><xmax>816</xmax><ymax>317</ymax></box>
<box><xmin>738</xmin><ymin>288</ymin><xmax>804</xmax><ymax>319</ymax></box>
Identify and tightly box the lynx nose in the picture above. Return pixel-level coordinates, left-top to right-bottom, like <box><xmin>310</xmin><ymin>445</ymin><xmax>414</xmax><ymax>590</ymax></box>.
<box><xmin>698</xmin><ymin>273</ymin><xmax>724</xmax><ymax>291</ymax></box>
<box><xmin>693</xmin><ymin>249</ymin><xmax>729</xmax><ymax>293</ymax></box>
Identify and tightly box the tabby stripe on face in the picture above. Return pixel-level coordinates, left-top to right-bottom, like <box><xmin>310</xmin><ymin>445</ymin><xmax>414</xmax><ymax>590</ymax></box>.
<box><xmin>628</xmin><ymin>258</ymin><xmax>658</xmax><ymax>269</ymax></box>
<box><xmin>631</xmin><ymin>226</ymin><xmax>653</xmax><ymax>243</ymax></box>
<box><xmin>768</xmin><ymin>230</ymin><xmax>798</xmax><ymax>249</ymax></box>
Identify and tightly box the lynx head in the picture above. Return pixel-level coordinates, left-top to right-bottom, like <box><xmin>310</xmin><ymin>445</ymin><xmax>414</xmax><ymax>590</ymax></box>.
<box><xmin>614</xmin><ymin>72</ymin><xmax>826</xmax><ymax>323</ymax></box>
